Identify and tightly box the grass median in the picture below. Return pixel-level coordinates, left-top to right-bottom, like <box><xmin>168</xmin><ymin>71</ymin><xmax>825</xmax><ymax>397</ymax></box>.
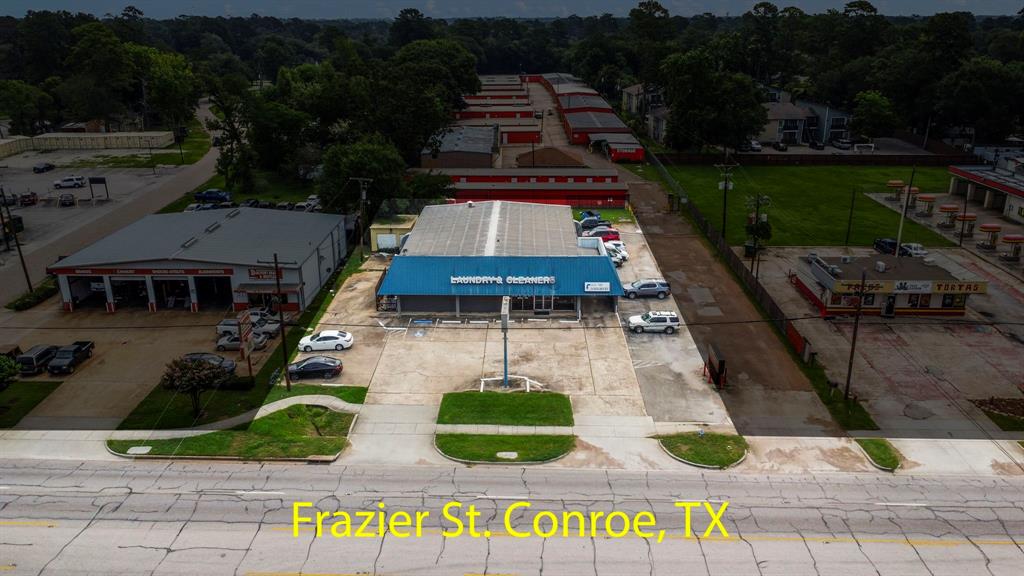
<box><xmin>437</xmin><ymin>391</ymin><xmax>573</xmax><ymax>427</ymax></box>
<box><xmin>435</xmin><ymin>434</ymin><xmax>575</xmax><ymax>463</ymax></box>
<box><xmin>855</xmin><ymin>438</ymin><xmax>902</xmax><ymax>471</ymax></box>
<box><xmin>658</xmin><ymin>432</ymin><xmax>748</xmax><ymax>469</ymax></box>
<box><xmin>0</xmin><ymin>381</ymin><xmax>63</xmax><ymax>428</ymax></box>
<box><xmin>109</xmin><ymin>404</ymin><xmax>353</xmax><ymax>459</ymax></box>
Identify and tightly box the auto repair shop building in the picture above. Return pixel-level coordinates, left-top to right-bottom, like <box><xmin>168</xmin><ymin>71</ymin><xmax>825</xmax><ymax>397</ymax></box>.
<box><xmin>376</xmin><ymin>201</ymin><xmax>623</xmax><ymax>316</ymax></box>
<box><xmin>48</xmin><ymin>208</ymin><xmax>346</xmax><ymax>313</ymax></box>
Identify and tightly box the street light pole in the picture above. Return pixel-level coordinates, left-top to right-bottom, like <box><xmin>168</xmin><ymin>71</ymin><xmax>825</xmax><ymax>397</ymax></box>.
<box><xmin>715</xmin><ymin>158</ymin><xmax>737</xmax><ymax>240</ymax></box>
<box><xmin>894</xmin><ymin>166</ymin><xmax>916</xmax><ymax>258</ymax></box>
<box><xmin>844</xmin><ymin>270</ymin><xmax>867</xmax><ymax>402</ymax></box>
<box><xmin>1</xmin><ymin>189</ymin><xmax>31</xmax><ymax>292</ymax></box>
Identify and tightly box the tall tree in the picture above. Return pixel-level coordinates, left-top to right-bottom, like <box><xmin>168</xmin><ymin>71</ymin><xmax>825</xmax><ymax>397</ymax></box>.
<box><xmin>319</xmin><ymin>136</ymin><xmax>407</xmax><ymax>212</ymax></box>
<box><xmin>0</xmin><ymin>80</ymin><xmax>54</xmax><ymax>135</ymax></box>
<box><xmin>389</xmin><ymin>8</ymin><xmax>435</xmax><ymax>47</ymax></box>
<box><xmin>936</xmin><ymin>57</ymin><xmax>1024</xmax><ymax>143</ymax></box>
<box><xmin>58</xmin><ymin>22</ymin><xmax>134</xmax><ymax>129</ymax></box>
<box><xmin>850</xmin><ymin>90</ymin><xmax>898</xmax><ymax>138</ymax></box>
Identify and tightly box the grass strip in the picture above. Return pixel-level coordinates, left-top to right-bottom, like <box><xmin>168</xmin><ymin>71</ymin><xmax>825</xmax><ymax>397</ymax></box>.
<box><xmin>435</xmin><ymin>434</ymin><xmax>575</xmax><ymax>463</ymax></box>
<box><xmin>5</xmin><ymin>277</ymin><xmax>58</xmax><ymax>311</ymax></box>
<box><xmin>975</xmin><ymin>408</ymin><xmax>1024</xmax><ymax>432</ymax></box>
<box><xmin>658</xmin><ymin>432</ymin><xmax>748</xmax><ymax>469</ymax></box>
<box><xmin>855</xmin><ymin>438</ymin><xmax>901</xmax><ymax>471</ymax></box>
<box><xmin>0</xmin><ymin>381</ymin><xmax>63</xmax><ymax>428</ymax></box>
<box><xmin>109</xmin><ymin>404</ymin><xmax>353</xmax><ymax>459</ymax></box>
<box><xmin>437</xmin><ymin>391</ymin><xmax>574</xmax><ymax>426</ymax></box>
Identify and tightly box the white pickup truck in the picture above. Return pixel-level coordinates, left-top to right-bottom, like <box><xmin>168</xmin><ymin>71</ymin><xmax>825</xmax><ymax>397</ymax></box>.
<box><xmin>216</xmin><ymin>316</ymin><xmax>282</xmax><ymax>338</ymax></box>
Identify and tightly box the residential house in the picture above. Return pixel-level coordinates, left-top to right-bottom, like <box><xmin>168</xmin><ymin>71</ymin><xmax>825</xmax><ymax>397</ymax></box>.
<box><xmin>647</xmin><ymin>106</ymin><xmax>669</xmax><ymax>144</ymax></box>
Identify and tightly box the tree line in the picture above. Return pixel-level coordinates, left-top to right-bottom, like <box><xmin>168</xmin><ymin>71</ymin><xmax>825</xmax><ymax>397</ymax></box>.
<box><xmin>1</xmin><ymin>3</ymin><xmax>1022</xmax><ymax>207</ymax></box>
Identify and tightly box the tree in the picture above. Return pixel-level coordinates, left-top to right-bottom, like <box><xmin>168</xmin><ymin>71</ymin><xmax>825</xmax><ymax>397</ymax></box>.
<box><xmin>245</xmin><ymin>94</ymin><xmax>310</xmax><ymax>172</ymax></box>
<box><xmin>850</xmin><ymin>90</ymin><xmax>898</xmax><ymax>138</ymax></box>
<box><xmin>0</xmin><ymin>80</ymin><xmax>54</xmax><ymax>135</ymax></box>
<box><xmin>127</xmin><ymin>44</ymin><xmax>198</xmax><ymax>131</ymax></box>
<box><xmin>389</xmin><ymin>8</ymin><xmax>435</xmax><ymax>47</ymax></box>
<box><xmin>319</xmin><ymin>136</ymin><xmax>407</xmax><ymax>213</ymax></box>
<box><xmin>936</xmin><ymin>57</ymin><xmax>1024</xmax><ymax>143</ymax></box>
<box><xmin>0</xmin><ymin>356</ymin><xmax>17</xmax><ymax>391</ymax></box>
<box><xmin>59</xmin><ymin>22</ymin><xmax>134</xmax><ymax>129</ymax></box>
<box><xmin>160</xmin><ymin>358</ymin><xmax>232</xmax><ymax>419</ymax></box>
<box><xmin>628</xmin><ymin>1</ymin><xmax>673</xmax><ymax>43</ymax></box>
<box><xmin>660</xmin><ymin>50</ymin><xmax>767</xmax><ymax>152</ymax></box>
<box><xmin>391</xmin><ymin>39</ymin><xmax>480</xmax><ymax>109</ymax></box>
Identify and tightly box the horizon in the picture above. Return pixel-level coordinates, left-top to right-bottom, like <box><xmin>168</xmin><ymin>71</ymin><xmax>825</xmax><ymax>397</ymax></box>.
<box><xmin>1</xmin><ymin>0</ymin><xmax>1021</xmax><ymax>19</ymax></box>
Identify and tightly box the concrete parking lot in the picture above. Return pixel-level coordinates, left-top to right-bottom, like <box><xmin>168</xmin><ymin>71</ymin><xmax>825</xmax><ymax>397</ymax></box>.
<box><xmin>2</xmin><ymin>299</ymin><xmax>254</xmax><ymax>430</ymax></box>
<box><xmin>754</xmin><ymin>246</ymin><xmax>1023</xmax><ymax>439</ymax></box>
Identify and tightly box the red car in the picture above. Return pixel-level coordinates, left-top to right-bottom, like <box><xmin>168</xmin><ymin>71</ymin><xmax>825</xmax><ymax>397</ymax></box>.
<box><xmin>584</xmin><ymin>228</ymin><xmax>621</xmax><ymax>241</ymax></box>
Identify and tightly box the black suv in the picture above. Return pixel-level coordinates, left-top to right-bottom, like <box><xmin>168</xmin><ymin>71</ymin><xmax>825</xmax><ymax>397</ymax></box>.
<box><xmin>873</xmin><ymin>238</ymin><xmax>911</xmax><ymax>256</ymax></box>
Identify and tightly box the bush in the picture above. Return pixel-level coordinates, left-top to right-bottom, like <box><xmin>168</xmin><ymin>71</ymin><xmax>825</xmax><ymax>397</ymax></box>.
<box><xmin>0</xmin><ymin>356</ymin><xmax>17</xmax><ymax>390</ymax></box>
<box><xmin>5</xmin><ymin>277</ymin><xmax>58</xmax><ymax>311</ymax></box>
<box><xmin>218</xmin><ymin>376</ymin><xmax>256</xmax><ymax>391</ymax></box>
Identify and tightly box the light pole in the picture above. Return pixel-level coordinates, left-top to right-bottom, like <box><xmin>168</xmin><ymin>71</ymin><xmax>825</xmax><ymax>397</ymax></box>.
<box><xmin>349</xmin><ymin>178</ymin><xmax>372</xmax><ymax>259</ymax></box>
<box><xmin>844</xmin><ymin>270</ymin><xmax>867</xmax><ymax>402</ymax></box>
<box><xmin>894</xmin><ymin>166</ymin><xmax>916</xmax><ymax>258</ymax></box>
<box><xmin>257</xmin><ymin>253</ymin><xmax>297</xmax><ymax>391</ymax></box>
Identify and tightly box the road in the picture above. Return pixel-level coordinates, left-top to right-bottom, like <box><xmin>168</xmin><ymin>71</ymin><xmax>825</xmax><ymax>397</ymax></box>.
<box><xmin>1</xmin><ymin>459</ymin><xmax>1022</xmax><ymax>575</ymax></box>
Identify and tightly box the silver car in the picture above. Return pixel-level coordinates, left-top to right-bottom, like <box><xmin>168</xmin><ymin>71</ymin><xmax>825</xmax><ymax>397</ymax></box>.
<box><xmin>628</xmin><ymin>311</ymin><xmax>680</xmax><ymax>334</ymax></box>
<box><xmin>216</xmin><ymin>332</ymin><xmax>268</xmax><ymax>352</ymax></box>
<box><xmin>623</xmin><ymin>279</ymin><xmax>671</xmax><ymax>299</ymax></box>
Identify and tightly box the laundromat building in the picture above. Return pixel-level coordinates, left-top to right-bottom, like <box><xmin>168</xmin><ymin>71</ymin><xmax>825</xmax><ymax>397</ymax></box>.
<box><xmin>376</xmin><ymin>201</ymin><xmax>623</xmax><ymax>315</ymax></box>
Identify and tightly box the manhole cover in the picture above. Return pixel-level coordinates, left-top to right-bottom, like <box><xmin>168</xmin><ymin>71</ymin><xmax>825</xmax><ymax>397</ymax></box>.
<box><xmin>496</xmin><ymin>451</ymin><xmax>518</xmax><ymax>460</ymax></box>
<box><xmin>903</xmin><ymin>403</ymin><xmax>934</xmax><ymax>420</ymax></box>
<box><xmin>126</xmin><ymin>446</ymin><xmax>152</xmax><ymax>455</ymax></box>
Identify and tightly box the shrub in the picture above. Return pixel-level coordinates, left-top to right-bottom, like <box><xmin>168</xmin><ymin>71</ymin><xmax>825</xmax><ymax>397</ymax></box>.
<box><xmin>5</xmin><ymin>277</ymin><xmax>58</xmax><ymax>311</ymax></box>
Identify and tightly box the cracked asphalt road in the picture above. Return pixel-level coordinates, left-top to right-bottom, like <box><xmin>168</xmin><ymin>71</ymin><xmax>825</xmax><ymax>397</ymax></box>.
<box><xmin>1</xmin><ymin>459</ymin><xmax>1022</xmax><ymax>575</ymax></box>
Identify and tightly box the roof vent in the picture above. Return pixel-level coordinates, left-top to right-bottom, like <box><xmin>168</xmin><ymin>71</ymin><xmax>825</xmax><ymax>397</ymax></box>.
<box><xmin>841</xmin><ymin>255</ymin><xmax>853</xmax><ymax>264</ymax></box>
<box><xmin>205</xmin><ymin>222</ymin><xmax>221</xmax><ymax>233</ymax></box>
<box><xmin>226</xmin><ymin>209</ymin><xmax>241</xmax><ymax>218</ymax></box>
<box><xmin>181</xmin><ymin>237</ymin><xmax>198</xmax><ymax>249</ymax></box>
<box><xmin>875</xmin><ymin>261</ymin><xmax>887</xmax><ymax>273</ymax></box>
<box><xmin>467</xmin><ymin>201</ymin><xmax>474</xmax><ymax>208</ymax></box>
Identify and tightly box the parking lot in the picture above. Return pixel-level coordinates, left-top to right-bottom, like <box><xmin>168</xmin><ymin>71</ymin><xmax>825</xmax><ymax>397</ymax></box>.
<box><xmin>3</xmin><ymin>299</ymin><xmax>262</xmax><ymax>430</ymax></box>
<box><xmin>754</xmin><ymin>246</ymin><xmax>1024</xmax><ymax>438</ymax></box>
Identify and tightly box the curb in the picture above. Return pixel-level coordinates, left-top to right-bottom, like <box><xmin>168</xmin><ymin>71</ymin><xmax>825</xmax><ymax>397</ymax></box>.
<box><xmin>656</xmin><ymin>437</ymin><xmax>748</xmax><ymax>470</ymax></box>
<box><xmin>432</xmin><ymin>434</ymin><xmax>576</xmax><ymax>466</ymax></box>
<box><xmin>853</xmin><ymin>438</ymin><xmax>901</xmax><ymax>473</ymax></box>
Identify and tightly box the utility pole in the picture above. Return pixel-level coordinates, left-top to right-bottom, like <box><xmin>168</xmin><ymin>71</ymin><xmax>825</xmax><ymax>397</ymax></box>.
<box><xmin>0</xmin><ymin>187</ymin><xmax>11</xmax><ymax>252</ymax></box>
<box><xmin>349</xmin><ymin>178</ymin><xmax>372</xmax><ymax>259</ymax></box>
<box><xmin>844</xmin><ymin>187</ymin><xmax>857</xmax><ymax>246</ymax></box>
<box><xmin>894</xmin><ymin>166</ymin><xmax>916</xmax><ymax>258</ymax></box>
<box><xmin>957</xmin><ymin>179</ymin><xmax>969</xmax><ymax>247</ymax></box>
<box><xmin>844</xmin><ymin>270</ymin><xmax>867</xmax><ymax>402</ymax></box>
<box><xmin>257</xmin><ymin>253</ymin><xmax>297</xmax><ymax>391</ymax></box>
<box><xmin>715</xmin><ymin>158</ymin><xmax>738</xmax><ymax>239</ymax></box>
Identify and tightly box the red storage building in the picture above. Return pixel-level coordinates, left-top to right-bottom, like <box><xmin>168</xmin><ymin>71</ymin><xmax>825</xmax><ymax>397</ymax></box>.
<box><xmin>451</xmin><ymin>181</ymin><xmax>629</xmax><ymax>208</ymax></box>
<box><xmin>563</xmin><ymin>111</ymin><xmax>631</xmax><ymax>145</ymax></box>
<box><xmin>464</xmin><ymin>91</ymin><xmax>529</xmax><ymax>102</ymax></box>
<box><xmin>499</xmin><ymin>125</ymin><xmax>542</xmax><ymax>144</ymax></box>
<box><xmin>588</xmin><ymin>133</ymin><xmax>646</xmax><ymax>163</ymax></box>
<box><xmin>418</xmin><ymin>168</ymin><xmax>618</xmax><ymax>184</ymax></box>
<box><xmin>455</xmin><ymin>106</ymin><xmax>537</xmax><ymax>120</ymax></box>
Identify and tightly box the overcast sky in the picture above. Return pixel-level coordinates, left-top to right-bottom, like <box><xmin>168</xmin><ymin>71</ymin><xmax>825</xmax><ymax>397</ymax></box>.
<box><xmin>2</xmin><ymin>0</ymin><xmax>1020</xmax><ymax>19</ymax></box>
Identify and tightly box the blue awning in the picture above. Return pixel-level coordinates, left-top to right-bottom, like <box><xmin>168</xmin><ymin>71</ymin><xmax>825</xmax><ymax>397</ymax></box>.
<box><xmin>377</xmin><ymin>256</ymin><xmax>623</xmax><ymax>297</ymax></box>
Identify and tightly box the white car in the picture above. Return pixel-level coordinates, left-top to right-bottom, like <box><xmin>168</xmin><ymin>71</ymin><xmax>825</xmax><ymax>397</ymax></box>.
<box><xmin>298</xmin><ymin>330</ymin><xmax>355</xmax><ymax>352</ymax></box>
<box><xmin>749</xmin><ymin>140</ymin><xmax>763</xmax><ymax>152</ymax></box>
<box><xmin>53</xmin><ymin>176</ymin><xmax>86</xmax><ymax>189</ymax></box>
<box><xmin>902</xmin><ymin>243</ymin><xmax>929</xmax><ymax>257</ymax></box>
<box><xmin>604</xmin><ymin>241</ymin><xmax>629</xmax><ymax>259</ymax></box>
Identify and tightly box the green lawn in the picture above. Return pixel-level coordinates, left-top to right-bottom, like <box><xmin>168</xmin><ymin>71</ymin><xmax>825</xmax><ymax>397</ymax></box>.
<box><xmin>109</xmin><ymin>404</ymin><xmax>353</xmax><ymax>459</ymax></box>
<box><xmin>0</xmin><ymin>381</ymin><xmax>62</xmax><ymax>428</ymax></box>
<box><xmin>659</xmin><ymin>432</ymin><xmax>748</xmax><ymax>469</ymax></box>
<box><xmin>976</xmin><ymin>408</ymin><xmax>1024</xmax><ymax>432</ymax></box>
<box><xmin>69</xmin><ymin>117</ymin><xmax>211</xmax><ymax>168</ymax></box>
<box><xmin>435</xmin><ymin>434</ymin><xmax>575</xmax><ymax>463</ymax></box>
<box><xmin>573</xmin><ymin>208</ymin><xmax>635</xmax><ymax>223</ymax></box>
<box><xmin>661</xmin><ymin>165</ymin><xmax>954</xmax><ymax>247</ymax></box>
<box><xmin>437</xmin><ymin>391</ymin><xmax>574</xmax><ymax>426</ymax></box>
<box><xmin>118</xmin><ymin>248</ymin><xmax>367</xmax><ymax>430</ymax></box>
<box><xmin>117</xmin><ymin>384</ymin><xmax>366</xmax><ymax>430</ymax></box>
<box><xmin>157</xmin><ymin>170</ymin><xmax>314</xmax><ymax>214</ymax></box>
<box><xmin>855</xmin><ymin>438</ymin><xmax>901</xmax><ymax>470</ymax></box>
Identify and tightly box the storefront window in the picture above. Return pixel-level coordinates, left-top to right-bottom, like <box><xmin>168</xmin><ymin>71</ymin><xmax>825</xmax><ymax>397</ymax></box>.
<box><xmin>553</xmin><ymin>297</ymin><xmax>576</xmax><ymax>311</ymax></box>
<box><xmin>918</xmin><ymin>294</ymin><xmax>931</xmax><ymax>308</ymax></box>
<box><xmin>862</xmin><ymin>294</ymin><xmax>875</xmax><ymax>306</ymax></box>
<box><xmin>942</xmin><ymin>294</ymin><xmax>966</xmax><ymax>308</ymax></box>
<box><xmin>908</xmin><ymin>294</ymin><xmax>919</xmax><ymax>308</ymax></box>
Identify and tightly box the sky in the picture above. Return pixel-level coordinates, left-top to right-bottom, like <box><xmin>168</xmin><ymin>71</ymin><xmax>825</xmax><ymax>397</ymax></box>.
<box><xmin>1</xmin><ymin>0</ymin><xmax>1020</xmax><ymax>19</ymax></box>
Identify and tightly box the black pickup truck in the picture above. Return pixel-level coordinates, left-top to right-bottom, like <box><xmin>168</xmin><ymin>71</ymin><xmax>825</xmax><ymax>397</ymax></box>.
<box><xmin>47</xmin><ymin>341</ymin><xmax>94</xmax><ymax>375</ymax></box>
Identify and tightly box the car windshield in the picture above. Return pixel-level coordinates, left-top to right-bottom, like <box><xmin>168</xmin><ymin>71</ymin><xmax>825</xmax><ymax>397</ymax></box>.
<box><xmin>309</xmin><ymin>332</ymin><xmax>321</xmax><ymax>339</ymax></box>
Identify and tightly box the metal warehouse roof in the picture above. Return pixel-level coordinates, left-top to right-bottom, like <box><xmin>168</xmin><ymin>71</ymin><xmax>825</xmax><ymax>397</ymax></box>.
<box><xmin>589</xmin><ymin>133</ymin><xmax>641</xmax><ymax>145</ymax></box>
<box><xmin>455</xmin><ymin>118</ymin><xmax>541</xmax><ymax>128</ymax></box>
<box><xmin>480</xmin><ymin>75</ymin><xmax>522</xmax><ymax>84</ymax></box>
<box><xmin>462</xmin><ymin>105</ymin><xmax>536</xmax><ymax>113</ymax></box>
<box><xmin>415</xmin><ymin>168</ymin><xmax>617</xmax><ymax>178</ymax></box>
<box><xmin>564</xmin><ymin>111</ymin><xmax>629</xmax><ymax>131</ymax></box>
<box><xmin>424</xmin><ymin>126</ymin><xmax>496</xmax><ymax>155</ymax></box>
<box><xmin>542</xmin><ymin>73</ymin><xmax>582</xmax><ymax>85</ymax></box>
<box><xmin>552</xmin><ymin>84</ymin><xmax>599</xmax><ymax>96</ymax></box>
<box><xmin>378</xmin><ymin>255</ymin><xmax>624</xmax><ymax>297</ymax></box>
<box><xmin>401</xmin><ymin>201</ymin><xmax>580</xmax><ymax>257</ymax></box>
<box><xmin>452</xmin><ymin>181</ymin><xmax>627</xmax><ymax>191</ymax></box>
<box><xmin>558</xmin><ymin>95</ymin><xmax>612</xmax><ymax>110</ymax></box>
<box><xmin>949</xmin><ymin>165</ymin><xmax>1024</xmax><ymax>198</ymax></box>
<box><xmin>50</xmin><ymin>208</ymin><xmax>343</xmax><ymax>269</ymax></box>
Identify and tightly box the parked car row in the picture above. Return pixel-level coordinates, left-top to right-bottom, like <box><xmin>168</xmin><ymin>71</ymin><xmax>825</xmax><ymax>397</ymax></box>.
<box><xmin>873</xmin><ymin>237</ymin><xmax>929</xmax><ymax>257</ymax></box>
<box><xmin>15</xmin><ymin>341</ymin><xmax>95</xmax><ymax>376</ymax></box>
<box><xmin>186</xmin><ymin>190</ymin><xmax>323</xmax><ymax>213</ymax></box>
<box><xmin>739</xmin><ymin>138</ymin><xmax>858</xmax><ymax>152</ymax></box>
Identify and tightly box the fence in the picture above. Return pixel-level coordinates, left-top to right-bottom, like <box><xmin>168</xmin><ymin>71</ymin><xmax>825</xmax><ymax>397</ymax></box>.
<box><xmin>0</xmin><ymin>132</ymin><xmax>174</xmax><ymax>159</ymax></box>
<box><xmin>655</xmin><ymin>151</ymin><xmax>979</xmax><ymax>167</ymax></box>
<box><xmin>649</xmin><ymin>153</ymin><xmax>815</xmax><ymax>364</ymax></box>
